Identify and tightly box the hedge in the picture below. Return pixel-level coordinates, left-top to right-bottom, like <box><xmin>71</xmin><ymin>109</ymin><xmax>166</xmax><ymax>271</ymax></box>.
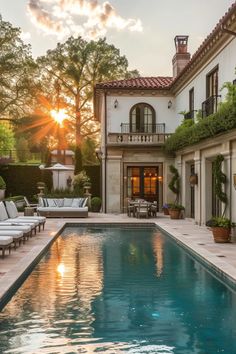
<box><xmin>165</xmin><ymin>102</ymin><xmax>236</xmax><ymax>153</ymax></box>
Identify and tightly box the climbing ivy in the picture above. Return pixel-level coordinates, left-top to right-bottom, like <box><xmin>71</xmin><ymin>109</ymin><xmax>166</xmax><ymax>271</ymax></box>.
<box><xmin>213</xmin><ymin>154</ymin><xmax>227</xmax><ymax>216</ymax></box>
<box><xmin>168</xmin><ymin>165</ymin><xmax>180</xmax><ymax>203</ymax></box>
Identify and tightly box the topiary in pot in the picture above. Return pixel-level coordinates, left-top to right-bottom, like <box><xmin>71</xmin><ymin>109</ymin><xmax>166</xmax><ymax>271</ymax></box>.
<box><xmin>91</xmin><ymin>197</ymin><xmax>102</xmax><ymax>212</ymax></box>
<box><xmin>0</xmin><ymin>176</ymin><xmax>6</xmax><ymax>200</ymax></box>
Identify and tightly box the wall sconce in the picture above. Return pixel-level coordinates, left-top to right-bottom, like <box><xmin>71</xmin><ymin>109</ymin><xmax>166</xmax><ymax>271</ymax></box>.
<box><xmin>233</xmin><ymin>173</ymin><xmax>236</xmax><ymax>189</ymax></box>
<box><xmin>114</xmin><ymin>99</ymin><xmax>118</xmax><ymax>109</ymax></box>
<box><xmin>168</xmin><ymin>100</ymin><xmax>172</xmax><ymax>109</ymax></box>
<box><xmin>189</xmin><ymin>173</ymin><xmax>198</xmax><ymax>186</ymax></box>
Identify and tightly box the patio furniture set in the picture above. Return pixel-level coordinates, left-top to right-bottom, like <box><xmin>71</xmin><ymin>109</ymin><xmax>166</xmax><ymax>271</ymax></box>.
<box><xmin>127</xmin><ymin>200</ymin><xmax>157</xmax><ymax>218</ymax></box>
<box><xmin>0</xmin><ymin>201</ymin><xmax>46</xmax><ymax>258</ymax></box>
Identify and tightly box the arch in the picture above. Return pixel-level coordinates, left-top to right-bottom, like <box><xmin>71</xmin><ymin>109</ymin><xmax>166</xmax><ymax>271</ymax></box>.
<box><xmin>129</xmin><ymin>103</ymin><xmax>156</xmax><ymax>133</ymax></box>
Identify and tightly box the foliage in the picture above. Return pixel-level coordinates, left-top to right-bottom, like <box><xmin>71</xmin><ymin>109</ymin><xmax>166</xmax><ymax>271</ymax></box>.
<box><xmin>15</xmin><ymin>137</ymin><xmax>30</xmax><ymax>162</ymax></box>
<box><xmin>169</xmin><ymin>203</ymin><xmax>185</xmax><ymax>211</ymax></box>
<box><xmin>0</xmin><ymin>124</ymin><xmax>15</xmax><ymax>152</ymax></box>
<box><xmin>74</xmin><ymin>146</ymin><xmax>83</xmax><ymax>174</ymax></box>
<box><xmin>91</xmin><ymin>196</ymin><xmax>102</xmax><ymax>212</ymax></box>
<box><xmin>0</xmin><ymin>16</ymin><xmax>37</xmax><ymax>120</ymax></box>
<box><xmin>81</xmin><ymin>137</ymin><xmax>98</xmax><ymax>166</ymax></box>
<box><xmin>206</xmin><ymin>217</ymin><xmax>234</xmax><ymax>228</ymax></box>
<box><xmin>36</xmin><ymin>36</ymin><xmax>136</xmax><ymax>150</ymax></box>
<box><xmin>168</xmin><ymin>165</ymin><xmax>180</xmax><ymax>202</ymax></box>
<box><xmin>174</xmin><ymin>118</ymin><xmax>195</xmax><ymax>134</ymax></box>
<box><xmin>45</xmin><ymin>188</ymin><xmax>78</xmax><ymax>198</ymax></box>
<box><xmin>0</xmin><ymin>176</ymin><xmax>6</xmax><ymax>189</ymax></box>
<box><xmin>213</xmin><ymin>155</ymin><xmax>227</xmax><ymax>216</ymax></box>
<box><xmin>165</xmin><ymin>100</ymin><xmax>236</xmax><ymax>153</ymax></box>
<box><xmin>73</xmin><ymin>170</ymin><xmax>91</xmax><ymax>195</ymax></box>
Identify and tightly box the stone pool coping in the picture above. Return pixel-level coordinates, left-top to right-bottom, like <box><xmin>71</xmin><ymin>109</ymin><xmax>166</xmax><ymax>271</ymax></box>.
<box><xmin>0</xmin><ymin>213</ymin><xmax>236</xmax><ymax>309</ymax></box>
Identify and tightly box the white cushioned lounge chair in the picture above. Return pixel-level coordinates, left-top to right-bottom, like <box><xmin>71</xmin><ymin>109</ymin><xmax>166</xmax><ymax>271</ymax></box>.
<box><xmin>0</xmin><ymin>230</ymin><xmax>24</xmax><ymax>249</ymax></box>
<box><xmin>5</xmin><ymin>201</ymin><xmax>46</xmax><ymax>231</ymax></box>
<box><xmin>0</xmin><ymin>224</ymin><xmax>31</xmax><ymax>240</ymax></box>
<box><xmin>0</xmin><ymin>202</ymin><xmax>39</xmax><ymax>234</ymax></box>
<box><xmin>0</xmin><ymin>236</ymin><xmax>13</xmax><ymax>258</ymax></box>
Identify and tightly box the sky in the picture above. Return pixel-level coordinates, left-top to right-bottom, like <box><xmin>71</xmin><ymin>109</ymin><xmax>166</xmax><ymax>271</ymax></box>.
<box><xmin>0</xmin><ymin>0</ymin><xmax>235</xmax><ymax>76</ymax></box>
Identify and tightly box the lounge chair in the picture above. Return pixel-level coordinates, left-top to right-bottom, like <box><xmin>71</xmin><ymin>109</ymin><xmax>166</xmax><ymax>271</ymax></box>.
<box><xmin>0</xmin><ymin>224</ymin><xmax>31</xmax><ymax>240</ymax></box>
<box><xmin>0</xmin><ymin>236</ymin><xmax>13</xmax><ymax>258</ymax></box>
<box><xmin>5</xmin><ymin>201</ymin><xmax>46</xmax><ymax>231</ymax></box>
<box><xmin>23</xmin><ymin>196</ymin><xmax>38</xmax><ymax>211</ymax></box>
<box><xmin>0</xmin><ymin>202</ymin><xmax>39</xmax><ymax>234</ymax></box>
<box><xmin>0</xmin><ymin>230</ymin><xmax>24</xmax><ymax>249</ymax></box>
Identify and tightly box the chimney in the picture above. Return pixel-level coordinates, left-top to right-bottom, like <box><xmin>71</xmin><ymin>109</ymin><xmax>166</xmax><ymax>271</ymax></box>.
<box><xmin>172</xmin><ymin>35</ymin><xmax>191</xmax><ymax>78</ymax></box>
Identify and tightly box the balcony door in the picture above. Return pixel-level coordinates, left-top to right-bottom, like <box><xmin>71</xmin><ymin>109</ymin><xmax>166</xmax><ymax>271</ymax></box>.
<box><xmin>127</xmin><ymin>166</ymin><xmax>161</xmax><ymax>206</ymax></box>
<box><xmin>130</xmin><ymin>103</ymin><xmax>155</xmax><ymax>133</ymax></box>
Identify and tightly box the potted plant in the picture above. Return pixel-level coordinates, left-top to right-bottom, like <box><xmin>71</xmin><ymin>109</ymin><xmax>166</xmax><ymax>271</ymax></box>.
<box><xmin>91</xmin><ymin>197</ymin><xmax>102</xmax><ymax>212</ymax></box>
<box><xmin>0</xmin><ymin>176</ymin><xmax>6</xmax><ymax>200</ymax></box>
<box><xmin>206</xmin><ymin>154</ymin><xmax>231</xmax><ymax>242</ymax></box>
<box><xmin>162</xmin><ymin>203</ymin><xmax>170</xmax><ymax>215</ymax></box>
<box><xmin>206</xmin><ymin>217</ymin><xmax>234</xmax><ymax>243</ymax></box>
<box><xmin>169</xmin><ymin>203</ymin><xmax>185</xmax><ymax>219</ymax></box>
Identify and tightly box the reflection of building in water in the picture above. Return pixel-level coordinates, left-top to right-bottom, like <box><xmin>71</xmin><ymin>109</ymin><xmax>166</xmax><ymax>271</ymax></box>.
<box><xmin>152</xmin><ymin>232</ymin><xmax>164</xmax><ymax>277</ymax></box>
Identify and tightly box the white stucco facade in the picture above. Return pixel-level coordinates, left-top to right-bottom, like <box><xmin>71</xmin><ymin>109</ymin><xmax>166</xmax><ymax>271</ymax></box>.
<box><xmin>95</xmin><ymin>4</ymin><xmax>236</xmax><ymax>217</ymax></box>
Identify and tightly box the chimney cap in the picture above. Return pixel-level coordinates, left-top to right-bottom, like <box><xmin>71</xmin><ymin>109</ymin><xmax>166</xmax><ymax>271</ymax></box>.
<box><xmin>174</xmin><ymin>35</ymin><xmax>189</xmax><ymax>53</ymax></box>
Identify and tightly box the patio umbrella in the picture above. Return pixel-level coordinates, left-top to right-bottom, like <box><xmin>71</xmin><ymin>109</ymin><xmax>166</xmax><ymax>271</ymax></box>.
<box><xmin>43</xmin><ymin>163</ymin><xmax>74</xmax><ymax>189</ymax></box>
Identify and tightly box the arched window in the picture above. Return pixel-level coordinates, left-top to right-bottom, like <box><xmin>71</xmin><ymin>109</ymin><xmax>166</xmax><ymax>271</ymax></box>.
<box><xmin>130</xmin><ymin>103</ymin><xmax>156</xmax><ymax>133</ymax></box>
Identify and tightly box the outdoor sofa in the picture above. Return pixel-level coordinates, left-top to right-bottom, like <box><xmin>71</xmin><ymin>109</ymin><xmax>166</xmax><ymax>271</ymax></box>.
<box><xmin>37</xmin><ymin>197</ymin><xmax>88</xmax><ymax>218</ymax></box>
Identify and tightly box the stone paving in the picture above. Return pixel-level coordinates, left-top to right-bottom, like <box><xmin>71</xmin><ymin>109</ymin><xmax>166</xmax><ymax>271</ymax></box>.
<box><xmin>0</xmin><ymin>212</ymin><xmax>236</xmax><ymax>307</ymax></box>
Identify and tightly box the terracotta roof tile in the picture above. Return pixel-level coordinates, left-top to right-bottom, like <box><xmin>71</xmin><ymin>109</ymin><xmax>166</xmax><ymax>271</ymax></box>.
<box><xmin>96</xmin><ymin>77</ymin><xmax>174</xmax><ymax>90</ymax></box>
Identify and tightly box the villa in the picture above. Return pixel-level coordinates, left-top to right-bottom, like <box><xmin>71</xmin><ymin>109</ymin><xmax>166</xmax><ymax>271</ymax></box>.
<box><xmin>94</xmin><ymin>2</ymin><xmax>236</xmax><ymax>225</ymax></box>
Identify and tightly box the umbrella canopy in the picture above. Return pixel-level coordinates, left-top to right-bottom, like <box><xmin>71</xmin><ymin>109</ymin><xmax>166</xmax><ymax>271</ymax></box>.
<box><xmin>44</xmin><ymin>163</ymin><xmax>74</xmax><ymax>171</ymax></box>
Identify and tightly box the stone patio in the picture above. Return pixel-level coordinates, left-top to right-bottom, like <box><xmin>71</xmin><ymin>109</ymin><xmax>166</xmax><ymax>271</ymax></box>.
<box><xmin>0</xmin><ymin>212</ymin><xmax>236</xmax><ymax>308</ymax></box>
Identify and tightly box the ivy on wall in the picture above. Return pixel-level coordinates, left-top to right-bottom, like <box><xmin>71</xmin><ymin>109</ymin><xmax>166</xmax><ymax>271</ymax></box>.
<box><xmin>168</xmin><ymin>164</ymin><xmax>180</xmax><ymax>203</ymax></box>
<box><xmin>165</xmin><ymin>93</ymin><xmax>236</xmax><ymax>154</ymax></box>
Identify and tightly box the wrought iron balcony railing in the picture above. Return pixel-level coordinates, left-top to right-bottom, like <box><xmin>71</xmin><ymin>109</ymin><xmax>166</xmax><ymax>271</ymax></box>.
<box><xmin>202</xmin><ymin>95</ymin><xmax>221</xmax><ymax>118</ymax></box>
<box><xmin>120</xmin><ymin>123</ymin><xmax>165</xmax><ymax>134</ymax></box>
<box><xmin>184</xmin><ymin>111</ymin><xmax>195</xmax><ymax>120</ymax></box>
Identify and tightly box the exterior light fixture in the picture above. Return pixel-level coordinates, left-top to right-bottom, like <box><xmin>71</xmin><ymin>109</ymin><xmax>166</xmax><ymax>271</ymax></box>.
<box><xmin>233</xmin><ymin>173</ymin><xmax>236</xmax><ymax>189</ymax></box>
<box><xmin>114</xmin><ymin>99</ymin><xmax>118</xmax><ymax>109</ymax></box>
<box><xmin>95</xmin><ymin>148</ymin><xmax>102</xmax><ymax>160</ymax></box>
<box><xmin>168</xmin><ymin>100</ymin><xmax>172</xmax><ymax>109</ymax></box>
<box><xmin>189</xmin><ymin>173</ymin><xmax>198</xmax><ymax>186</ymax></box>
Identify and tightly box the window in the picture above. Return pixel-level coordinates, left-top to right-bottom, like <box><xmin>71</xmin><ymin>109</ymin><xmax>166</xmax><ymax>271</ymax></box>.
<box><xmin>185</xmin><ymin>88</ymin><xmax>194</xmax><ymax>119</ymax></box>
<box><xmin>202</xmin><ymin>66</ymin><xmax>219</xmax><ymax>117</ymax></box>
<box><xmin>206</xmin><ymin>66</ymin><xmax>218</xmax><ymax>98</ymax></box>
<box><xmin>130</xmin><ymin>103</ymin><xmax>155</xmax><ymax>133</ymax></box>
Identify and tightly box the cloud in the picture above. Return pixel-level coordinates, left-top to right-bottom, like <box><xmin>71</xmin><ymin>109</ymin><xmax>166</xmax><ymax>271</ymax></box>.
<box><xmin>20</xmin><ymin>31</ymin><xmax>32</xmax><ymax>42</ymax></box>
<box><xmin>27</xmin><ymin>0</ymin><xmax>143</xmax><ymax>40</ymax></box>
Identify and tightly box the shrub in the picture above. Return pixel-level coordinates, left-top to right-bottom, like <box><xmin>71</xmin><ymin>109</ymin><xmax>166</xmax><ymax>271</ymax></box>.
<box><xmin>91</xmin><ymin>197</ymin><xmax>102</xmax><ymax>212</ymax></box>
<box><xmin>165</xmin><ymin>101</ymin><xmax>236</xmax><ymax>154</ymax></box>
<box><xmin>206</xmin><ymin>217</ymin><xmax>234</xmax><ymax>228</ymax></box>
<box><xmin>0</xmin><ymin>176</ymin><xmax>6</xmax><ymax>189</ymax></box>
<box><xmin>169</xmin><ymin>203</ymin><xmax>185</xmax><ymax>211</ymax></box>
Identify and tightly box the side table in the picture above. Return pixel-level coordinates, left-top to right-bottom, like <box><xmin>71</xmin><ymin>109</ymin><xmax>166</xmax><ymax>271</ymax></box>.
<box><xmin>24</xmin><ymin>207</ymin><xmax>35</xmax><ymax>216</ymax></box>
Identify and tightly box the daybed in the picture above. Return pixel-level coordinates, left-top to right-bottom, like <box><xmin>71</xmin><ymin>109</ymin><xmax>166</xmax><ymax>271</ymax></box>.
<box><xmin>37</xmin><ymin>197</ymin><xmax>88</xmax><ymax>218</ymax></box>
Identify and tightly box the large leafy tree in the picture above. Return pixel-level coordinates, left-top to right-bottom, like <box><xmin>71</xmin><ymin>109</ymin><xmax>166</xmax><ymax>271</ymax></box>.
<box><xmin>0</xmin><ymin>124</ymin><xmax>15</xmax><ymax>153</ymax></box>
<box><xmin>37</xmin><ymin>36</ymin><xmax>138</xmax><ymax>171</ymax></box>
<box><xmin>0</xmin><ymin>16</ymin><xmax>37</xmax><ymax>120</ymax></box>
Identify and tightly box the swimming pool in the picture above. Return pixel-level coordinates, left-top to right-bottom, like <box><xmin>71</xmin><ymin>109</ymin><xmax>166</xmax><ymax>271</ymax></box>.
<box><xmin>0</xmin><ymin>225</ymin><xmax>236</xmax><ymax>353</ymax></box>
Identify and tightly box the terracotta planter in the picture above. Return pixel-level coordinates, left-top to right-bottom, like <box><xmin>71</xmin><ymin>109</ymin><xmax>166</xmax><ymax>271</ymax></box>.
<box><xmin>163</xmin><ymin>208</ymin><xmax>169</xmax><ymax>215</ymax></box>
<box><xmin>211</xmin><ymin>227</ymin><xmax>230</xmax><ymax>243</ymax></box>
<box><xmin>169</xmin><ymin>209</ymin><xmax>181</xmax><ymax>219</ymax></box>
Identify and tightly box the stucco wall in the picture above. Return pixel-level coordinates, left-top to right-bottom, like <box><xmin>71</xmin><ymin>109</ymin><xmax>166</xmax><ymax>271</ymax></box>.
<box><xmin>106</xmin><ymin>96</ymin><xmax>180</xmax><ymax>134</ymax></box>
<box><xmin>175</xmin><ymin>38</ymin><xmax>236</xmax><ymax>116</ymax></box>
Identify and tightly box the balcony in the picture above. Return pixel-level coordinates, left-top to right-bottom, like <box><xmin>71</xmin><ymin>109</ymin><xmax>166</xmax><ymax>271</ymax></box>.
<box><xmin>107</xmin><ymin>123</ymin><xmax>171</xmax><ymax>146</ymax></box>
<box><xmin>184</xmin><ymin>111</ymin><xmax>195</xmax><ymax>120</ymax></box>
<box><xmin>202</xmin><ymin>95</ymin><xmax>220</xmax><ymax>118</ymax></box>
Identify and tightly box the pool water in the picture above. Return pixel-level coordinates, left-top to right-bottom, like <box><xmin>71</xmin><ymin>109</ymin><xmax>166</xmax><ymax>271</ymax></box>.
<box><xmin>0</xmin><ymin>226</ymin><xmax>236</xmax><ymax>354</ymax></box>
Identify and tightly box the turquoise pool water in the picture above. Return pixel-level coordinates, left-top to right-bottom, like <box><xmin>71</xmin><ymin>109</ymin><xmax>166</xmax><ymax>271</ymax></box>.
<box><xmin>0</xmin><ymin>226</ymin><xmax>236</xmax><ymax>353</ymax></box>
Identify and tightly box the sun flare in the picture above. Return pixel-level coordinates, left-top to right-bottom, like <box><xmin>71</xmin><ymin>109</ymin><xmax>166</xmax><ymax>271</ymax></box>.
<box><xmin>51</xmin><ymin>109</ymin><xmax>67</xmax><ymax>125</ymax></box>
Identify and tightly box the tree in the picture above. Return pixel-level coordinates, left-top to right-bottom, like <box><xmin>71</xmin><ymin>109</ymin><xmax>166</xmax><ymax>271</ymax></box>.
<box><xmin>0</xmin><ymin>16</ymin><xmax>37</xmax><ymax>120</ymax></box>
<box><xmin>37</xmin><ymin>36</ymin><xmax>138</xmax><ymax>172</ymax></box>
<box><xmin>0</xmin><ymin>124</ymin><xmax>15</xmax><ymax>153</ymax></box>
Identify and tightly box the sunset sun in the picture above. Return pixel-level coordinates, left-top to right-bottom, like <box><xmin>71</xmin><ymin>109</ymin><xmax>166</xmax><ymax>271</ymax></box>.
<box><xmin>51</xmin><ymin>108</ymin><xmax>67</xmax><ymax>125</ymax></box>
